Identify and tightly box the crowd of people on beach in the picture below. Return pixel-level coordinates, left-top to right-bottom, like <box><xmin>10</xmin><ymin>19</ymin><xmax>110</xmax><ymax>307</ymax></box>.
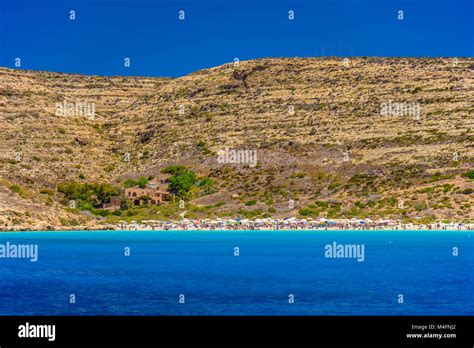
<box><xmin>117</xmin><ymin>217</ymin><xmax>474</xmax><ymax>231</ymax></box>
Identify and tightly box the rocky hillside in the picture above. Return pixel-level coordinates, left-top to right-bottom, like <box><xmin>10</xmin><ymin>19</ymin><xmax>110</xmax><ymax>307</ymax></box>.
<box><xmin>0</xmin><ymin>57</ymin><xmax>473</xmax><ymax>229</ymax></box>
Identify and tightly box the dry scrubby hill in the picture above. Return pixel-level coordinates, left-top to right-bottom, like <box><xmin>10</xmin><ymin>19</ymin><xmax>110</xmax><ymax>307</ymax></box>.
<box><xmin>0</xmin><ymin>57</ymin><xmax>473</xmax><ymax>228</ymax></box>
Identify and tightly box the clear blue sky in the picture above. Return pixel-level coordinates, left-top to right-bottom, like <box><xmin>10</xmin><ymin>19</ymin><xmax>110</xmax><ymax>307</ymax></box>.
<box><xmin>1</xmin><ymin>0</ymin><xmax>472</xmax><ymax>77</ymax></box>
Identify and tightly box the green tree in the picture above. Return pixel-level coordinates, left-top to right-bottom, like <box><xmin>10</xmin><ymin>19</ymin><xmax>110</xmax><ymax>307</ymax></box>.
<box><xmin>161</xmin><ymin>166</ymin><xmax>215</xmax><ymax>199</ymax></box>
<box><xmin>95</xmin><ymin>183</ymin><xmax>119</xmax><ymax>203</ymax></box>
<box><xmin>137</xmin><ymin>176</ymin><xmax>149</xmax><ymax>188</ymax></box>
<box><xmin>169</xmin><ymin>171</ymin><xmax>197</xmax><ymax>198</ymax></box>
<box><xmin>120</xmin><ymin>197</ymin><xmax>131</xmax><ymax>210</ymax></box>
<box><xmin>162</xmin><ymin>165</ymin><xmax>188</xmax><ymax>176</ymax></box>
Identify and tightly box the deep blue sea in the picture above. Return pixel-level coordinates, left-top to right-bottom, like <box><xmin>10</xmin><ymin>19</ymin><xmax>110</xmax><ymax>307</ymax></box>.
<box><xmin>0</xmin><ymin>230</ymin><xmax>472</xmax><ymax>315</ymax></box>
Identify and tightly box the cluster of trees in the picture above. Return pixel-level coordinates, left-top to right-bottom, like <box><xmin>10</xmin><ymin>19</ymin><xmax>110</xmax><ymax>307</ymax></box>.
<box><xmin>161</xmin><ymin>165</ymin><xmax>215</xmax><ymax>199</ymax></box>
<box><xmin>57</xmin><ymin>166</ymin><xmax>216</xmax><ymax>214</ymax></box>
<box><xmin>57</xmin><ymin>181</ymin><xmax>119</xmax><ymax>210</ymax></box>
<box><xmin>123</xmin><ymin>176</ymin><xmax>152</xmax><ymax>189</ymax></box>
<box><xmin>162</xmin><ymin>166</ymin><xmax>197</xmax><ymax>198</ymax></box>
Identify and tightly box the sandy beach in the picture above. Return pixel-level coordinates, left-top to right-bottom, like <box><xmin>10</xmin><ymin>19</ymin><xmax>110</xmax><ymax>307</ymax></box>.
<box><xmin>99</xmin><ymin>218</ymin><xmax>471</xmax><ymax>232</ymax></box>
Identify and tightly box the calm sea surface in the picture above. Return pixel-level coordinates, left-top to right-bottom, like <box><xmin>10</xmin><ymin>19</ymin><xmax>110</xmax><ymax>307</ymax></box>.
<box><xmin>0</xmin><ymin>230</ymin><xmax>472</xmax><ymax>315</ymax></box>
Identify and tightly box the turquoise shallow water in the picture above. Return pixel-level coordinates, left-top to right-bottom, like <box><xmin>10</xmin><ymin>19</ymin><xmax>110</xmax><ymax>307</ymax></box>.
<box><xmin>0</xmin><ymin>230</ymin><xmax>472</xmax><ymax>315</ymax></box>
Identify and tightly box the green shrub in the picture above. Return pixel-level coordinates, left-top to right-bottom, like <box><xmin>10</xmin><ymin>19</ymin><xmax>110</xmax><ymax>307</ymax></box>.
<box><xmin>104</xmin><ymin>164</ymin><xmax>115</xmax><ymax>173</ymax></box>
<box><xmin>299</xmin><ymin>206</ymin><xmax>319</xmax><ymax>217</ymax></box>
<box><xmin>462</xmin><ymin>170</ymin><xmax>474</xmax><ymax>180</ymax></box>
<box><xmin>39</xmin><ymin>188</ymin><xmax>54</xmax><ymax>195</ymax></box>
<box><xmin>237</xmin><ymin>209</ymin><xmax>264</xmax><ymax>218</ymax></box>
<box><xmin>415</xmin><ymin>201</ymin><xmax>428</xmax><ymax>211</ymax></box>
<box><xmin>315</xmin><ymin>200</ymin><xmax>329</xmax><ymax>208</ymax></box>
<box><xmin>198</xmin><ymin>177</ymin><xmax>214</xmax><ymax>188</ymax></box>
<box><xmin>161</xmin><ymin>165</ymin><xmax>188</xmax><ymax>176</ymax></box>
<box><xmin>9</xmin><ymin>185</ymin><xmax>27</xmax><ymax>198</ymax></box>
<box><xmin>196</xmin><ymin>141</ymin><xmax>211</xmax><ymax>155</ymax></box>
<box><xmin>124</xmin><ymin>178</ymin><xmax>138</xmax><ymax>188</ymax></box>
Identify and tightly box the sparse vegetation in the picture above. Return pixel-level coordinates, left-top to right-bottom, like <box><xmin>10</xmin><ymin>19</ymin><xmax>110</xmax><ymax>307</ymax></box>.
<box><xmin>9</xmin><ymin>184</ymin><xmax>28</xmax><ymax>198</ymax></box>
<box><xmin>1</xmin><ymin>58</ymin><xmax>473</xmax><ymax>227</ymax></box>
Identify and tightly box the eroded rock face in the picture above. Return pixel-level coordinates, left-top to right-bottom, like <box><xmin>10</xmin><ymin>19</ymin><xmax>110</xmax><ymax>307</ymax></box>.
<box><xmin>0</xmin><ymin>57</ymin><xmax>473</xmax><ymax>228</ymax></box>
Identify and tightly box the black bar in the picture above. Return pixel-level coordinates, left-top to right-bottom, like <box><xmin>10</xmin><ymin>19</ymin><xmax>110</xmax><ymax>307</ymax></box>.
<box><xmin>0</xmin><ymin>316</ymin><xmax>472</xmax><ymax>346</ymax></box>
